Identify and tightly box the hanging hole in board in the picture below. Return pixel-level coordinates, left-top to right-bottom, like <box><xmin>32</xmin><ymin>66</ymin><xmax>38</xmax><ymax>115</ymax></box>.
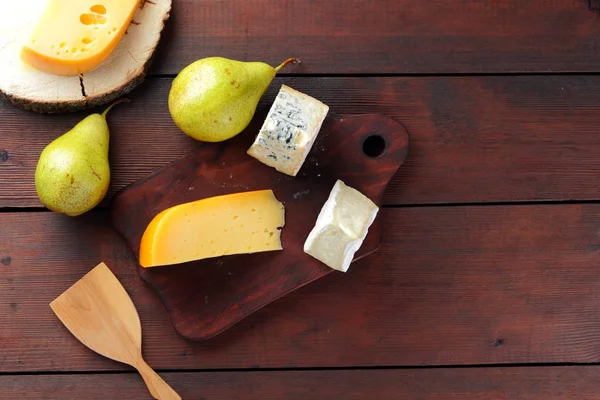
<box><xmin>362</xmin><ymin>135</ymin><xmax>387</xmax><ymax>158</ymax></box>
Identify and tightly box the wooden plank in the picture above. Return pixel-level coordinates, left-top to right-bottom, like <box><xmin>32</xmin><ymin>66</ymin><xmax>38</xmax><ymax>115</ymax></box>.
<box><xmin>150</xmin><ymin>0</ymin><xmax>600</xmax><ymax>75</ymax></box>
<box><xmin>2</xmin><ymin>204</ymin><xmax>600</xmax><ymax>371</ymax></box>
<box><xmin>4</xmin><ymin>76</ymin><xmax>600</xmax><ymax>207</ymax></box>
<box><xmin>3</xmin><ymin>367</ymin><xmax>600</xmax><ymax>399</ymax></box>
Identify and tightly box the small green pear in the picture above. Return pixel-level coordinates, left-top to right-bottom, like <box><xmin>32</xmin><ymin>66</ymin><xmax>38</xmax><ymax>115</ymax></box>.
<box><xmin>35</xmin><ymin>100</ymin><xmax>127</xmax><ymax>216</ymax></box>
<box><xmin>168</xmin><ymin>56</ymin><xmax>297</xmax><ymax>142</ymax></box>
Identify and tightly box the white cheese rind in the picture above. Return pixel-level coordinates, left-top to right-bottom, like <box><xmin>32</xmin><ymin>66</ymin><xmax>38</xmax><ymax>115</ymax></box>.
<box><xmin>303</xmin><ymin>180</ymin><xmax>379</xmax><ymax>272</ymax></box>
<box><xmin>247</xmin><ymin>84</ymin><xmax>329</xmax><ymax>176</ymax></box>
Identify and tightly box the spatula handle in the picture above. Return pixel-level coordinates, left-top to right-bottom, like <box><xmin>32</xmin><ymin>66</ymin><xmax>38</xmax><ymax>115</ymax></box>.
<box><xmin>136</xmin><ymin>358</ymin><xmax>181</xmax><ymax>400</ymax></box>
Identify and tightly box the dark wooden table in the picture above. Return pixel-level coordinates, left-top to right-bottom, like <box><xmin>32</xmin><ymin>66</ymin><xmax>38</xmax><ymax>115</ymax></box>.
<box><xmin>3</xmin><ymin>1</ymin><xmax>600</xmax><ymax>398</ymax></box>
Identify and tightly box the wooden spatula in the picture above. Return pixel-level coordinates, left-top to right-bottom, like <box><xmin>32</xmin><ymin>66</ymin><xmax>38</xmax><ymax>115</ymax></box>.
<box><xmin>50</xmin><ymin>262</ymin><xmax>181</xmax><ymax>400</ymax></box>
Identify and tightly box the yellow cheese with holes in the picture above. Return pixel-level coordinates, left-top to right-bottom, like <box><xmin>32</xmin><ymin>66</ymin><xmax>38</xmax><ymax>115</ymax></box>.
<box><xmin>139</xmin><ymin>190</ymin><xmax>286</xmax><ymax>268</ymax></box>
<box><xmin>21</xmin><ymin>0</ymin><xmax>141</xmax><ymax>76</ymax></box>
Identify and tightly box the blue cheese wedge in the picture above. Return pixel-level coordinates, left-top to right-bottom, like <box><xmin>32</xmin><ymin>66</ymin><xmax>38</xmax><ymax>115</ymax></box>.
<box><xmin>247</xmin><ymin>84</ymin><xmax>329</xmax><ymax>176</ymax></box>
<box><xmin>303</xmin><ymin>180</ymin><xmax>379</xmax><ymax>272</ymax></box>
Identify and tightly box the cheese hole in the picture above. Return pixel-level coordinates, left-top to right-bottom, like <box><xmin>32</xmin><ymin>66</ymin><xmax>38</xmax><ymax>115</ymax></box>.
<box><xmin>362</xmin><ymin>135</ymin><xmax>387</xmax><ymax>158</ymax></box>
<box><xmin>59</xmin><ymin>42</ymin><xmax>66</xmax><ymax>48</ymax></box>
<box><xmin>80</xmin><ymin>13</ymin><xmax>107</xmax><ymax>25</ymax></box>
<box><xmin>90</xmin><ymin>4</ymin><xmax>107</xmax><ymax>14</ymax></box>
<box><xmin>82</xmin><ymin>37</ymin><xmax>93</xmax><ymax>44</ymax></box>
<box><xmin>233</xmin><ymin>216</ymin><xmax>238</xmax><ymax>220</ymax></box>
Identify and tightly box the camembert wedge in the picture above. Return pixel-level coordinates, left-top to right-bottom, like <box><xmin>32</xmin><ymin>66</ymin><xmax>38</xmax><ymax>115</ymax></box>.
<box><xmin>139</xmin><ymin>190</ymin><xmax>285</xmax><ymax>268</ymax></box>
<box><xmin>304</xmin><ymin>180</ymin><xmax>379</xmax><ymax>272</ymax></box>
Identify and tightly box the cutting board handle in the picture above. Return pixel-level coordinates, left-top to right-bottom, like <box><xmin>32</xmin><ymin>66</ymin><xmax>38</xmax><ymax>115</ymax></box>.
<box><xmin>135</xmin><ymin>358</ymin><xmax>181</xmax><ymax>400</ymax></box>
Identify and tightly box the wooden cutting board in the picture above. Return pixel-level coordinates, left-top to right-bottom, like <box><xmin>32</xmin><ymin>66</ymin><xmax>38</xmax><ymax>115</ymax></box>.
<box><xmin>110</xmin><ymin>113</ymin><xmax>409</xmax><ymax>340</ymax></box>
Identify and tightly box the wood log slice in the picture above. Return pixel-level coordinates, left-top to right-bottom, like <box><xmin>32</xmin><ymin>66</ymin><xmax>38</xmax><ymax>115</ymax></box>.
<box><xmin>0</xmin><ymin>0</ymin><xmax>171</xmax><ymax>114</ymax></box>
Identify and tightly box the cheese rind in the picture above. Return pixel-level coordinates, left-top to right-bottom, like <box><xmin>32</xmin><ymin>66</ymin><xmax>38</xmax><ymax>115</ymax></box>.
<box><xmin>303</xmin><ymin>180</ymin><xmax>379</xmax><ymax>272</ymax></box>
<box><xmin>247</xmin><ymin>84</ymin><xmax>329</xmax><ymax>176</ymax></box>
<box><xmin>139</xmin><ymin>190</ymin><xmax>285</xmax><ymax>268</ymax></box>
<box><xmin>21</xmin><ymin>0</ymin><xmax>141</xmax><ymax>76</ymax></box>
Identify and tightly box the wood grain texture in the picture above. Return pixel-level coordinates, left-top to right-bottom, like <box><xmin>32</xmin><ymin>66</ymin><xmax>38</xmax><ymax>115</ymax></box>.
<box><xmin>3</xmin><ymin>204</ymin><xmax>600</xmax><ymax>372</ymax></box>
<box><xmin>4</xmin><ymin>75</ymin><xmax>600</xmax><ymax>207</ymax></box>
<box><xmin>3</xmin><ymin>367</ymin><xmax>600</xmax><ymax>399</ymax></box>
<box><xmin>148</xmin><ymin>0</ymin><xmax>600</xmax><ymax>75</ymax></box>
<box><xmin>110</xmin><ymin>114</ymin><xmax>408</xmax><ymax>340</ymax></box>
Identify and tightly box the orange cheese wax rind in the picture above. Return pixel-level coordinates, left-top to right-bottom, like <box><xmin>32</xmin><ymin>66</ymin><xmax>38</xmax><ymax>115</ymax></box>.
<box><xmin>21</xmin><ymin>0</ymin><xmax>141</xmax><ymax>76</ymax></box>
<box><xmin>139</xmin><ymin>189</ymin><xmax>286</xmax><ymax>268</ymax></box>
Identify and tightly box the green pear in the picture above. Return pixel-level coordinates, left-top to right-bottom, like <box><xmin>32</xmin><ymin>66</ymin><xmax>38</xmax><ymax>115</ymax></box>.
<box><xmin>35</xmin><ymin>100</ymin><xmax>127</xmax><ymax>216</ymax></box>
<box><xmin>168</xmin><ymin>56</ymin><xmax>297</xmax><ymax>142</ymax></box>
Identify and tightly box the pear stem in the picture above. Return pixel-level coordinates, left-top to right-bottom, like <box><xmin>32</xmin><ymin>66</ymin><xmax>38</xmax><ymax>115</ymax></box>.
<box><xmin>274</xmin><ymin>58</ymin><xmax>299</xmax><ymax>72</ymax></box>
<box><xmin>101</xmin><ymin>97</ymin><xmax>131</xmax><ymax>118</ymax></box>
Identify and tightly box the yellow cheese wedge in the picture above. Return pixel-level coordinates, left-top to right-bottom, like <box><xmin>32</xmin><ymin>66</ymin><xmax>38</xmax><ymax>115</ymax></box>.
<box><xmin>139</xmin><ymin>190</ymin><xmax>286</xmax><ymax>268</ymax></box>
<box><xmin>21</xmin><ymin>0</ymin><xmax>141</xmax><ymax>76</ymax></box>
